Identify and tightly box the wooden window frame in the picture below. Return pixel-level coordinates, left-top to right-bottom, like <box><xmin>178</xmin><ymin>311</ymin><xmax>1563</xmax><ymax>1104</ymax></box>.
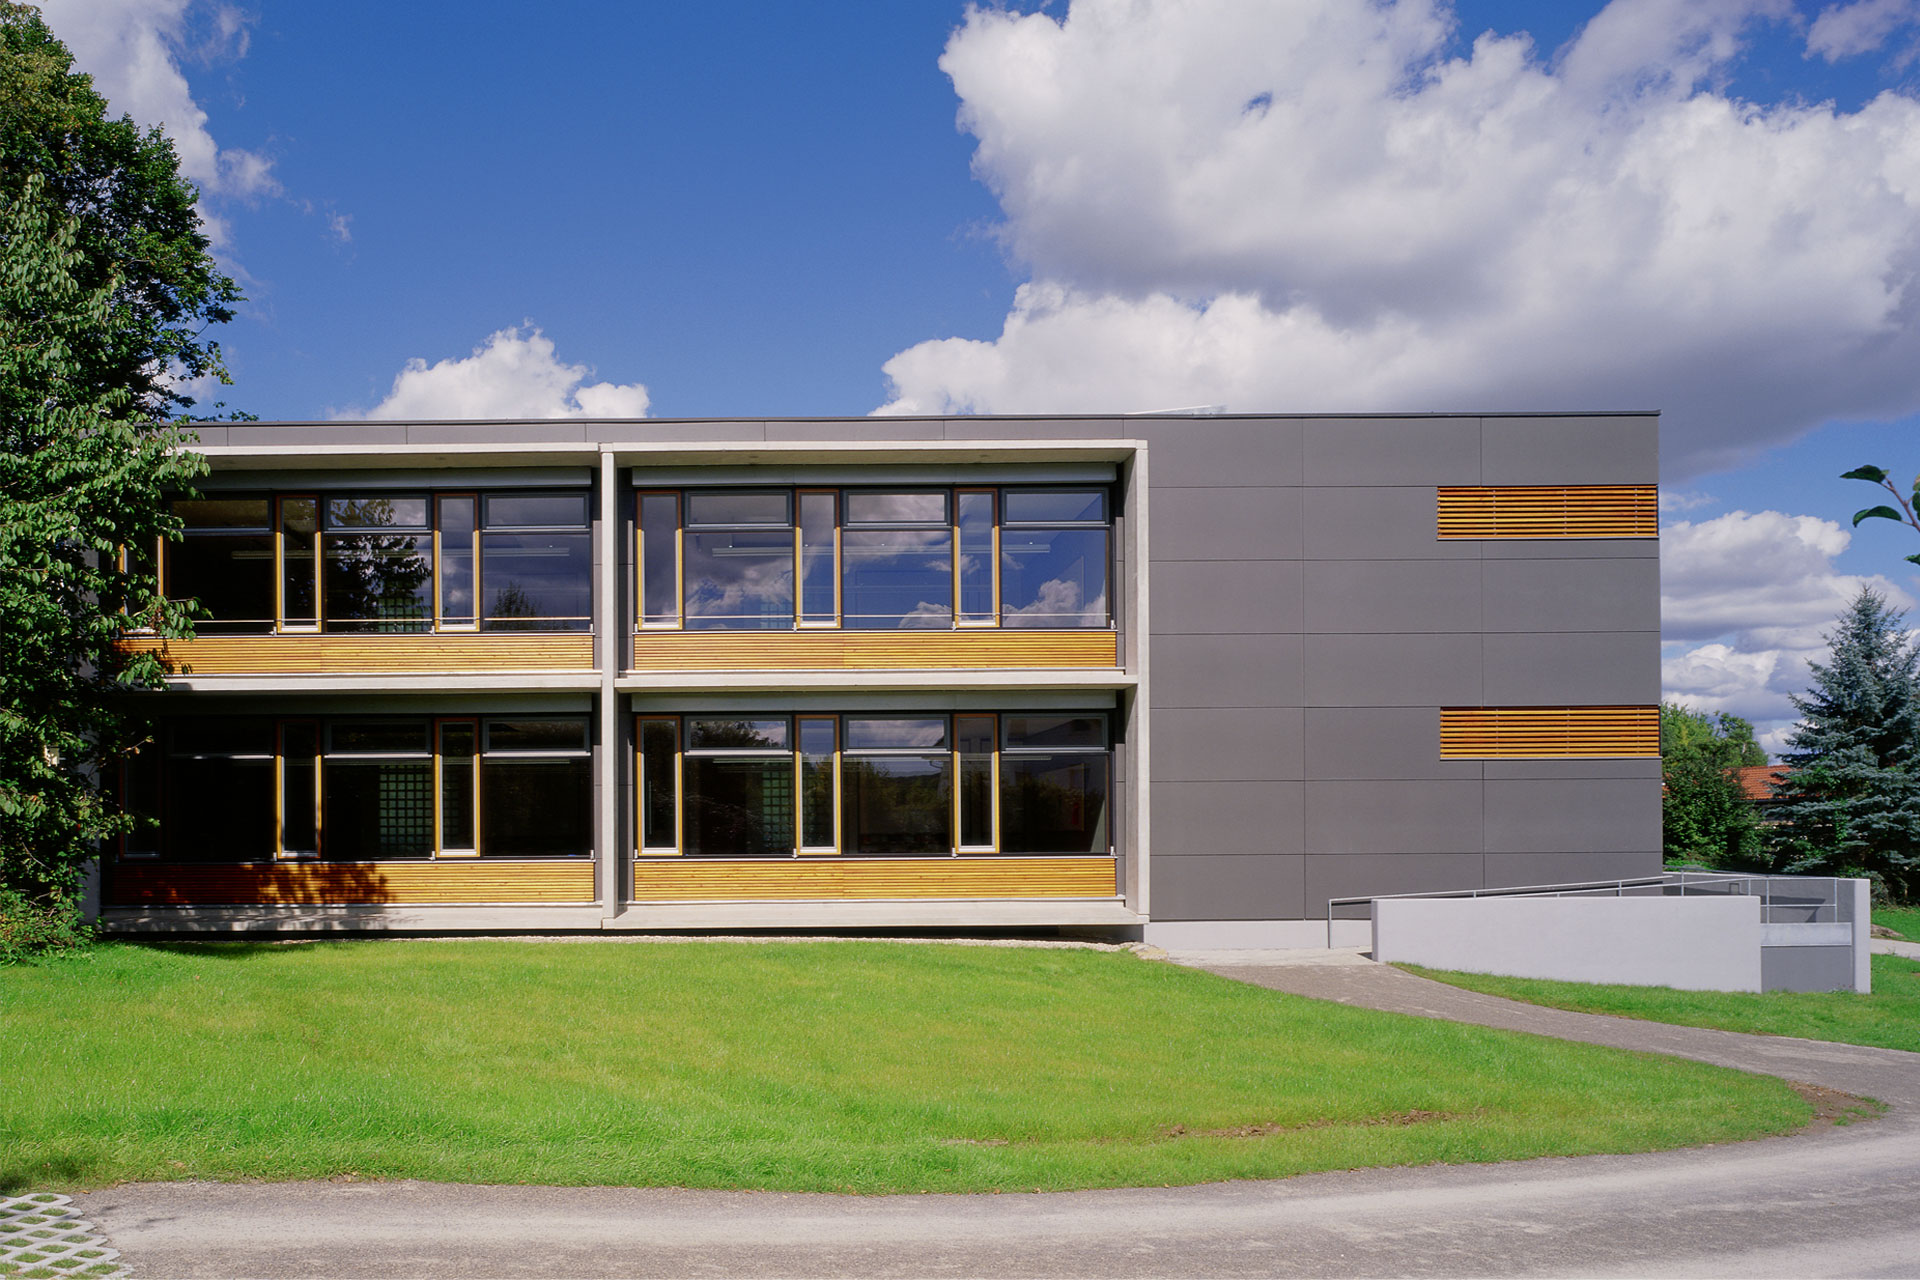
<box><xmin>635</xmin><ymin>491</ymin><xmax>684</xmax><ymax>631</ymax></box>
<box><xmin>274</xmin><ymin>719</ymin><xmax>321</xmax><ymax>860</ymax></box>
<box><xmin>954</xmin><ymin>712</ymin><xmax>999</xmax><ymax>853</ymax></box>
<box><xmin>635</xmin><ymin>714</ymin><xmax>682</xmax><ymax>856</ymax></box>
<box><xmin>433</xmin><ymin>493</ymin><xmax>480</xmax><ymax>633</ymax></box>
<box><xmin>795</xmin><ymin>715</ymin><xmax>841</xmax><ymax>855</ymax></box>
<box><xmin>434</xmin><ymin>717</ymin><xmax>480</xmax><ymax>857</ymax></box>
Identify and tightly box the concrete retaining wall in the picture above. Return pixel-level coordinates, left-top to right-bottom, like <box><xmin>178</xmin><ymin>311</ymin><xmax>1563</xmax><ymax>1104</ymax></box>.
<box><xmin>1372</xmin><ymin>895</ymin><xmax>1762</xmax><ymax>991</ymax></box>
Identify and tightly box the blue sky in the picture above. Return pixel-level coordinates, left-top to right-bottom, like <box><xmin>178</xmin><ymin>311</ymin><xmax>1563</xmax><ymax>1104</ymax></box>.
<box><xmin>39</xmin><ymin>0</ymin><xmax>1920</xmax><ymax>753</ymax></box>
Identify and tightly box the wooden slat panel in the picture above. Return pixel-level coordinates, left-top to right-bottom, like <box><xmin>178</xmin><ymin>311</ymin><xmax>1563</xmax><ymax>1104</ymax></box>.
<box><xmin>115</xmin><ymin>633</ymin><xmax>595</xmax><ymax>674</ymax></box>
<box><xmin>630</xmin><ymin>857</ymin><xmax>1118</xmax><ymax>900</ymax></box>
<box><xmin>1440</xmin><ymin>706</ymin><xmax>1660</xmax><ymax>758</ymax></box>
<box><xmin>628</xmin><ymin>630</ymin><xmax>1118</xmax><ymax>670</ymax></box>
<box><xmin>105</xmin><ymin>860</ymin><xmax>595</xmax><ymax>906</ymax></box>
<box><xmin>1437</xmin><ymin>486</ymin><xmax>1658</xmax><ymax>539</ymax></box>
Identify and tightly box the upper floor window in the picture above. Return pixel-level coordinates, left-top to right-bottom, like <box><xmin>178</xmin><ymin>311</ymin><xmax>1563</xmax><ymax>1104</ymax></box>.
<box><xmin>636</xmin><ymin>486</ymin><xmax>1111</xmax><ymax>632</ymax></box>
<box><xmin>164</xmin><ymin>490</ymin><xmax>590</xmax><ymax>634</ymax></box>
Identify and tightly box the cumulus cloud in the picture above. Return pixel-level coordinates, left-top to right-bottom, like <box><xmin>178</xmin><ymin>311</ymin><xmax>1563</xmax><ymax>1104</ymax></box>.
<box><xmin>347</xmin><ymin>327</ymin><xmax>650</xmax><ymax>421</ymax></box>
<box><xmin>880</xmin><ymin>0</ymin><xmax>1920</xmax><ymax>480</ymax></box>
<box><xmin>1807</xmin><ymin>0</ymin><xmax>1920</xmax><ymax>60</ymax></box>
<box><xmin>38</xmin><ymin>0</ymin><xmax>278</xmax><ymax>200</ymax></box>
<box><xmin>1660</xmin><ymin>508</ymin><xmax>1916</xmax><ymax>741</ymax></box>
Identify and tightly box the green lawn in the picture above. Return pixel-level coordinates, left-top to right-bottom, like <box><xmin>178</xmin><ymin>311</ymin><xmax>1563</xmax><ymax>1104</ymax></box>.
<box><xmin>1873</xmin><ymin>904</ymin><xmax>1920</xmax><ymax>940</ymax></box>
<box><xmin>1406</xmin><ymin>953</ymin><xmax>1920</xmax><ymax>1053</ymax></box>
<box><xmin>0</xmin><ymin>940</ymin><xmax>1810</xmax><ymax>1194</ymax></box>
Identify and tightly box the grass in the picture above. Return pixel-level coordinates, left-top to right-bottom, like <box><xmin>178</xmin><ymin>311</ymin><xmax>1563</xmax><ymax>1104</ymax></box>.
<box><xmin>1873</xmin><ymin>904</ymin><xmax>1920</xmax><ymax>940</ymax></box>
<box><xmin>0</xmin><ymin>940</ymin><xmax>1812</xmax><ymax>1195</ymax></box>
<box><xmin>1406</xmin><ymin>953</ymin><xmax>1920</xmax><ymax>1053</ymax></box>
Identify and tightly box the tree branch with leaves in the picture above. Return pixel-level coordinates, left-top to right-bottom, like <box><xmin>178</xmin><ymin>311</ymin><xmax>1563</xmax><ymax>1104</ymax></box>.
<box><xmin>1842</xmin><ymin>465</ymin><xmax>1920</xmax><ymax>566</ymax></box>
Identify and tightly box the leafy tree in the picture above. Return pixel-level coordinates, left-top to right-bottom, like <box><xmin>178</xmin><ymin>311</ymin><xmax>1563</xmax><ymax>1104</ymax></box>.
<box><xmin>1660</xmin><ymin>703</ymin><xmax>1765</xmax><ymax>868</ymax></box>
<box><xmin>1</xmin><ymin>5</ymin><xmax>236</xmax><ymax>950</ymax></box>
<box><xmin>1842</xmin><ymin>465</ymin><xmax>1920</xmax><ymax>565</ymax></box>
<box><xmin>1769</xmin><ymin>589</ymin><xmax>1920</xmax><ymax>899</ymax></box>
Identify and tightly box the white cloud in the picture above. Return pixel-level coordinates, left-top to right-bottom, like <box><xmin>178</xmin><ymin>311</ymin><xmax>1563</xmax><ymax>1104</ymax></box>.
<box><xmin>880</xmin><ymin>0</ymin><xmax>1920</xmax><ymax>480</ymax></box>
<box><xmin>347</xmin><ymin>327</ymin><xmax>650</xmax><ymax>421</ymax></box>
<box><xmin>1659</xmin><ymin>507</ymin><xmax>1916</xmax><ymax>744</ymax></box>
<box><xmin>1807</xmin><ymin>0</ymin><xmax>1920</xmax><ymax>60</ymax></box>
<box><xmin>38</xmin><ymin>0</ymin><xmax>278</xmax><ymax>200</ymax></box>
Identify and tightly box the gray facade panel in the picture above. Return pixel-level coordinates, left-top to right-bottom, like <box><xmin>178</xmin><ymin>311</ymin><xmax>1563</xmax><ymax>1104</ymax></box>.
<box><xmin>1152</xmin><ymin>634</ymin><xmax>1303</xmax><ymax>709</ymax></box>
<box><xmin>1302</xmin><ymin>707</ymin><xmax>1483</xmax><ymax>781</ymax></box>
<box><xmin>1479</xmin><ymin>538</ymin><xmax>1659</xmax><ymax>560</ymax></box>
<box><xmin>1479</xmin><ymin>415</ymin><xmax>1658</xmax><ymax>485</ymax></box>
<box><xmin>1149</xmin><ymin>487</ymin><xmax>1303</xmax><ymax>561</ymax></box>
<box><xmin>1481</xmin><ymin>758</ymin><xmax>1662</xmax><ymax>780</ymax></box>
<box><xmin>1303</xmin><ymin>780</ymin><xmax>1484</xmax><ymax>855</ymax></box>
<box><xmin>1301</xmin><ymin>487</ymin><xmax>1480</xmax><ymax>561</ymax></box>
<box><xmin>765</xmin><ymin>420</ymin><xmax>945</xmax><ymax>441</ymax></box>
<box><xmin>406</xmin><ymin>423</ymin><xmax>588</xmax><ymax>443</ymax></box>
<box><xmin>1482</xmin><ymin>850</ymin><xmax>1663</xmax><ymax>889</ymax></box>
<box><xmin>225</xmin><ymin>423</ymin><xmax>409</xmax><ymax>447</ymax></box>
<box><xmin>1304</xmin><ymin>560</ymin><xmax>1483</xmax><ymax>634</ymax></box>
<box><xmin>1150</xmin><ymin>707</ymin><xmax>1304</xmax><ymax>781</ymax></box>
<box><xmin>1150</xmin><ymin>560</ymin><xmax>1304</xmax><ymax>634</ymax></box>
<box><xmin>1133</xmin><ymin>419</ymin><xmax>1303</xmax><ymax>487</ymax></box>
<box><xmin>1150</xmin><ymin>781</ymin><xmax>1304</xmax><ymax>856</ymax></box>
<box><xmin>1303</xmin><ymin>632</ymin><xmax>1484</xmax><ymax>706</ymax></box>
<box><xmin>185</xmin><ymin>425</ymin><xmax>228</xmax><ymax>447</ymax></box>
<box><xmin>1149</xmin><ymin>854</ymin><xmax>1305</xmax><ymax>920</ymax></box>
<box><xmin>1482</xmin><ymin>632</ymin><xmax>1659</xmax><ymax>705</ymax></box>
<box><xmin>597</xmin><ymin>422</ymin><xmax>769</xmax><ymax>442</ymax></box>
<box><xmin>1483</xmin><ymin>780</ymin><xmax>1662</xmax><ymax>853</ymax></box>
<box><xmin>1304</xmin><ymin>852</ymin><xmax>1486</xmax><ymax>908</ymax></box>
<box><xmin>1303</xmin><ymin>417</ymin><xmax>1481</xmax><ymax>486</ymax></box>
<box><xmin>939</xmin><ymin>418</ymin><xmax>1123</xmax><ymax>440</ymax></box>
<box><xmin>1482</xmin><ymin>558</ymin><xmax>1660</xmax><ymax>633</ymax></box>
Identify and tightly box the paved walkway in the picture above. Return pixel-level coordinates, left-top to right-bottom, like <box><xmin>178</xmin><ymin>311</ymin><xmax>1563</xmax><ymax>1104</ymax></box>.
<box><xmin>72</xmin><ymin>950</ymin><xmax>1920</xmax><ymax>1278</ymax></box>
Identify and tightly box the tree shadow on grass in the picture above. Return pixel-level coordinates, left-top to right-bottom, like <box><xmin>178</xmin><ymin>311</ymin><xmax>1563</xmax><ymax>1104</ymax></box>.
<box><xmin>0</xmin><ymin>1154</ymin><xmax>97</xmax><ymax>1195</ymax></box>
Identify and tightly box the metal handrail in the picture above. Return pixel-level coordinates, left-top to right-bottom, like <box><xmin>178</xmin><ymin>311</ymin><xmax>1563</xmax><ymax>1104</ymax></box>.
<box><xmin>1326</xmin><ymin>871</ymin><xmax>1851</xmax><ymax>946</ymax></box>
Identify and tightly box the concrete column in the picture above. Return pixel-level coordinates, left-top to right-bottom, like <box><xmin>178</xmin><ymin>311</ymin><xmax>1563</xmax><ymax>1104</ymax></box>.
<box><xmin>597</xmin><ymin>450</ymin><xmax>620</xmax><ymax>922</ymax></box>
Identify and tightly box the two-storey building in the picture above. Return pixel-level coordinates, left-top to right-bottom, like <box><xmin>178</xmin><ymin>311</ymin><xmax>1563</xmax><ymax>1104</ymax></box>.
<box><xmin>100</xmin><ymin>413</ymin><xmax>1662</xmax><ymax>945</ymax></box>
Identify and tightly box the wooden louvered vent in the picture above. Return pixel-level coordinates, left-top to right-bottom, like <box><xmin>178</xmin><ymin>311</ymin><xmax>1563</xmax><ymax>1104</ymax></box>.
<box><xmin>1437</xmin><ymin>486</ymin><xmax>1658</xmax><ymax>539</ymax></box>
<box><xmin>1440</xmin><ymin>706</ymin><xmax>1660</xmax><ymax>758</ymax></box>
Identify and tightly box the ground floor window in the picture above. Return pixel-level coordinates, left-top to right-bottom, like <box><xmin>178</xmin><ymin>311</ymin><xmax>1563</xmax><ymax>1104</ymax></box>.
<box><xmin>125</xmin><ymin>715</ymin><xmax>592</xmax><ymax>861</ymax></box>
<box><xmin>635</xmin><ymin>711</ymin><xmax>1110</xmax><ymax>858</ymax></box>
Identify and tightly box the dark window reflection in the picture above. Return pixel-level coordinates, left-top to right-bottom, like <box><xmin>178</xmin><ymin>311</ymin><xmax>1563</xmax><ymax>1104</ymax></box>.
<box><xmin>481</xmin><ymin>759</ymin><xmax>590</xmax><ymax>856</ymax></box>
<box><xmin>324</xmin><ymin>761</ymin><xmax>433</xmax><ymax>859</ymax></box>
<box><xmin>1000</xmin><ymin>755</ymin><xmax>1109</xmax><ymax>854</ymax></box>
<box><xmin>168</xmin><ymin>534</ymin><xmax>274</xmax><ymax>632</ymax></box>
<box><xmin>841</xmin><ymin>529</ymin><xmax>952</xmax><ymax>629</ymax></box>
<box><xmin>843</xmin><ymin>756</ymin><xmax>950</xmax><ymax>855</ymax></box>
<box><xmin>999</xmin><ymin>528</ymin><xmax>1107</xmax><ymax>628</ymax></box>
<box><xmin>684</xmin><ymin>757</ymin><xmax>793</xmax><ymax>857</ymax></box>
<box><xmin>162</xmin><ymin>757</ymin><xmax>273</xmax><ymax>860</ymax></box>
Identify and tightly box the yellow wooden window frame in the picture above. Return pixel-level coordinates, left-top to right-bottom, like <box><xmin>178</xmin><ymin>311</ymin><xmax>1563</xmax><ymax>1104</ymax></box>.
<box><xmin>635</xmin><ymin>714</ymin><xmax>682</xmax><ymax>855</ymax></box>
<box><xmin>795</xmin><ymin>715</ymin><xmax>841</xmax><ymax>855</ymax></box>
<box><xmin>434</xmin><ymin>717</ymin><xmax>480</xmax><ymax>857</ymax></box>
<box><xmin>635</xmin><ymin>491</ymin><xmax>684</xmax><ymax>630</ymax></box>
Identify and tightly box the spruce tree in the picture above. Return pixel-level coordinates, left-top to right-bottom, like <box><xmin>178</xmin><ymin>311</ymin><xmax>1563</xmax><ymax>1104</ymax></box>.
<box><xmin>1770</xmin><ymin>589</ymin><xmax>1920</xmax><ymax>898</ymax></box>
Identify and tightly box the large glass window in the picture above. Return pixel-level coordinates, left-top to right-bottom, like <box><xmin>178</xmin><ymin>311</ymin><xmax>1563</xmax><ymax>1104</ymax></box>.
<box><xmin>1000</xmin><ymin>491</ymin><xmax>1109</xmax><ymax>629</ymax></box>
<box><xmin>633</xmin><ymin>484</ymin><xmax>1110</xmax><ymax>632</ymax></box>
<box><xmin>480</xmin><ymin>494</ymin><xmax>591</xmax><ymax>631</ymax></box>
<box><xmin>169</xmin><ymin>497</ymin><xmax>274</xmax><ymax>633</ymax></box>
<box><xmin>162</xmin><ymin>718</ymin><xmax>274</xmax><ymax>859</ymax></box>
<box><xmin>479</xmin><ymin>718</ymin><xmax>591</xmax><ymax>857</ymax></box>
<box><xmin>163</xmin><ymin>488</ymin><xmax>589</xmax><ymax>634</ymax></box>
<box><xmin>635</xmin><ymin>711</ymin><xmax>1110</xmax><ymax>860</ymax></box>
<box><xmin>842</xmin><ymin>492</ymin><xmax>952</xmax><ymax>630</ymax></box>
<box><xmin>682</xmin><ymin>716</ymin><xmax>792</xmax><ymax>857</ymax></box>
<box><xmin>999</xmin><ymin>716</ymin><xmax>1110</xmax><ymax>854</ymax></box>
<box><xmin>130</xmin><ymin>715</ymin><xmax>591</xmax><ymax>863</ymax></box>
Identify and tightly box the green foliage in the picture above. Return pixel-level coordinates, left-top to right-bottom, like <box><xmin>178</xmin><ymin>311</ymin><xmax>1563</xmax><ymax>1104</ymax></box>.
<box><xmin>1841</xmin><ymin>464</ymin><xmax>1920</xmax><ymax>567</ymax></box>
<box><xmin>1770</xmin><ymin>589</ymin><xmax>1920</xmax><ymax>898</ymax></box>
<box><xmin>0</xmin><ymin>941</ymin><xmax>1808</xmax><ymax>1193</ymax></box>
<box><xmin>1660</xmin><ymin>703</ymin><xmax>1764</xmax><ymax>868</ymax></box>
<box><xmin>0</xmin><ymin>6</ymin><xmax>233</xmax><ymax>942</ymax></box>
<box><xmin>0</xmin><ymin>886</ymin><xmax>91</xmax><ymax>964</ymax></box>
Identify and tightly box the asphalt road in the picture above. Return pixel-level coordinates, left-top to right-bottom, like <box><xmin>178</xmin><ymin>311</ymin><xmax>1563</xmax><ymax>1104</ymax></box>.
<box><xmin>72</xmin><ymin>954</ymin><xmax>1920</xmax><ymax>1278</ymax></box>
